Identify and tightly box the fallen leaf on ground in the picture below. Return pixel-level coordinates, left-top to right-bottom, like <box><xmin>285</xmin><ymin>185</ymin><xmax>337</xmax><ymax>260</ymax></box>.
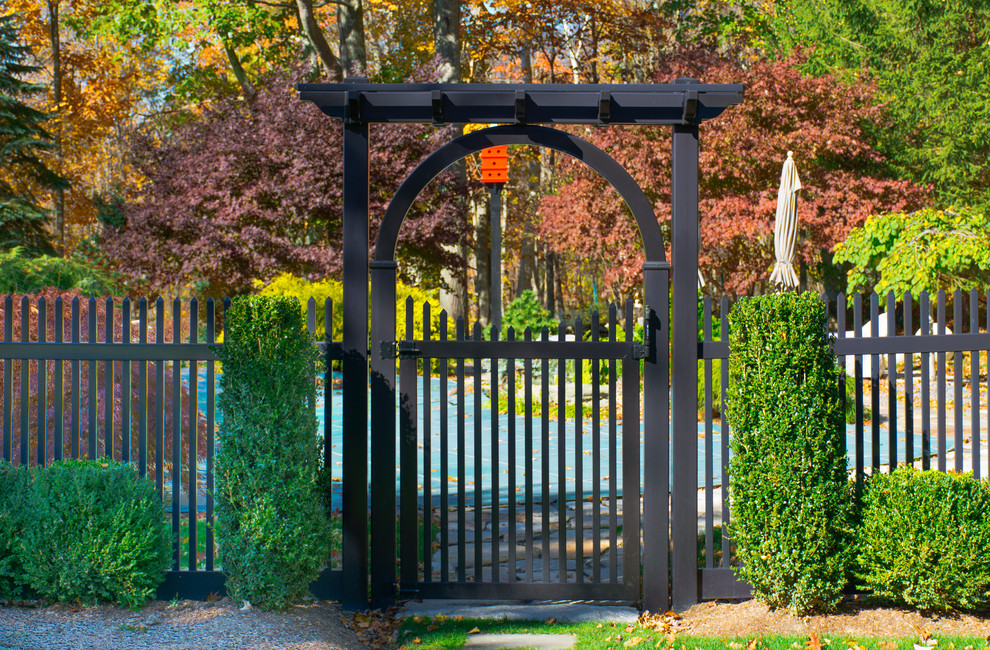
<box><xmin>468</xmin><ymin>627</ymin><xmax>481</xmax><ymax>634</ymax></box>
<box><xmin>427</xmin><ymin>624</ymin><xmax>438</xmax><ymax>631</ymax></box>
<box><xmin>625</xmin><ymin>636</ymin><xmax>643</xmax><ymax>647</ymax></box>
<box><xmin>545</xmin><ymin>617</ymin><xmax>557</xmax><ymax>625</ymax></box>
<box><xmin>807</xmin><ymin>633</ymin><xmax>824</xmax><ymax>650</ymax></box>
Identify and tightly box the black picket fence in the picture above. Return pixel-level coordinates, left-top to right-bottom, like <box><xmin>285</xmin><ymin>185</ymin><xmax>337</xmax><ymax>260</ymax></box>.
<box><xmin>697</xmin><ymin>289</ymin><xmax>990</xmax><ymax>598</ymax></box>
<box><xmin>2</xmin><ymin>289</ymin><xmax>989</xmax><ymax>605</ymax></box>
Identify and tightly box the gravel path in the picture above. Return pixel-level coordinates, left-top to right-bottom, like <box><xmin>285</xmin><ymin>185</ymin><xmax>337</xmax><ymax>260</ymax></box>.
<box><xmin>0</xmin><ymin>598</ymin><xmax>367</xmax><ymax>650</ymax></box>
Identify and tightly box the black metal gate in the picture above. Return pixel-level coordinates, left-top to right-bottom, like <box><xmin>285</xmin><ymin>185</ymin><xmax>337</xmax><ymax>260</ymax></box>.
<box><xmin>300</xmin><ymin>80</ymin><xmax>743</xmax><ymax>610</ymax></box>
<box><xmin>382</xmin><ymin>299</ymin><xmax>657</xmax><ymax>601</ymax></box>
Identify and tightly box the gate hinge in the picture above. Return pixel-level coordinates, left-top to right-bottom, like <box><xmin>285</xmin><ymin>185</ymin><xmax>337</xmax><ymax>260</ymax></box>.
<box><xmin>631</xmin><ymin>343</ymin><xmax>649</xmax><ymax>359</ymax></box>
<box><xmin>380</xmin><ymin>341</ymin><xmax>421</xmax><ymax>359</ymax></box>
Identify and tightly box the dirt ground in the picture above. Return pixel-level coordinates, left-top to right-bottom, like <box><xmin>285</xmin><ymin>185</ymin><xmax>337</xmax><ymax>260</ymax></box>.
<box><xmin>675</xmin><ymin>598</ymin><xmax>990</xmax><ymax>639</ymax></box>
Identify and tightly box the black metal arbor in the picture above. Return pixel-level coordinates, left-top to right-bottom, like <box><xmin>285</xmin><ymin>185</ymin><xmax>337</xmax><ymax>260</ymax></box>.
<box><xmin>298</xmin><ymin>79</ymin><xmax>743</xmax><ymax>612</ymax></box>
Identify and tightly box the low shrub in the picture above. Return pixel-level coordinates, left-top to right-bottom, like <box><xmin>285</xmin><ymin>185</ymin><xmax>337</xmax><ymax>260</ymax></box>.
<box><xmin>856</xmin><ymin>468</ymin><xmax>990</xmax><ymax>610</ymax></box>
<box><xmin>0</xmin><ymin>462</ymin><xmax>33</xmax><ymax>600</ymax></box>
<box><xmin>502</xmin><ymin>290</ymin><xmax>557</xmax><ymax>337</ymax></box>
<box><xmin>214</xmin><ymin>295</ymin><xmax>332</xmax><ymax>610</ymax></box>
<box><xmin>254</xmin><ymin>272</ymin><xmax>448</xmax><ymax>342</ymax></box>
<box><xmin>19</xmin><ymin>459</ymin><xmax>170</xmax><ymax>608</ymax></box>
<box><xmin>0</xmin><ymin>247</ymin><xmax>120</xmax><ymax>296</ymax></box>
<box><xmin>727</xmin><ymin>291</ymin><xmax>852</xmax><ymax>615</ymax></box>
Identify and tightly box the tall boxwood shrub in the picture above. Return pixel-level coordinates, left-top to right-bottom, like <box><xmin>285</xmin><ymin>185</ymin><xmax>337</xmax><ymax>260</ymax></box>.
<box><xmin>19</xmin><ymin>459</ymin><xmax>170</xmax><ymax>608</ymax></box>
<box><xmin>857</xmin><ymin>468</ymin><xmax>990</xmax><ymax>610</ymax></box>
<box><xmin>727</xmin><ymin>291</ymin><xmax>851</xmax><ymax>614</ymax></box>
<box><xmin>214</xmin><ymin>295</ymin><xmax>331</xmax><ymax>610</ymax></box>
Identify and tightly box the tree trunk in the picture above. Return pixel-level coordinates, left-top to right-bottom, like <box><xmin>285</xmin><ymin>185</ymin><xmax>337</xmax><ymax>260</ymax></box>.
<box><xmin>514</xmin><ymin>43</ymin><xmax>538</xmax><ymax>298</ymax></box>
<box><xmin>337</xmin><ymin>0</ymin><xmax>367</xmax><ymax>76</ymax></box>
<box><xmin>222</xmin><ymin>41</ymin><xmax>257</xmax><ymax>102</ymax></box>
<box><xmin>433</xmin><ymin>0</ymin><xmax>460</xmax><ymax>83</ymax></box>
<box><xmin>434</xmin><ymin>0</ymin><xmax>468</xmax><ymax>319</ymax></box>
<box><xmin>47</xmin><ymin>0</ymin><xmax>64</xmax><ymax>256</ymax></box>
<box><xmin>543</xmin><ymin>251</ymin><xmax>554</xmax><ymax>317</ymax></box>
<box><xmin>296</xmin><ymin>0</ymin><xmax>343</xmax><ymax>80</ymax></box>
<box><xmin>474</xmin><ymin>194</ymin><xmax>490</xmax><ymax>327</ymax></box>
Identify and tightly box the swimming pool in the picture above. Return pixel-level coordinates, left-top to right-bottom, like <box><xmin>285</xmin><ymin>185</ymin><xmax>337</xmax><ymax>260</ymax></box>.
<box><xmin>188</xmin><ymin>370</ymin><xmax>943</xmax><ymax>509</ymax></box>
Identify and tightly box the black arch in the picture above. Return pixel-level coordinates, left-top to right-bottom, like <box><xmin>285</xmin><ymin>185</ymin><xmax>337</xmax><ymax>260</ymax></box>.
<box><xmin>374</xmin><ymin>124</ymin><xmax>667</xmax><ymax>264</ymax></box>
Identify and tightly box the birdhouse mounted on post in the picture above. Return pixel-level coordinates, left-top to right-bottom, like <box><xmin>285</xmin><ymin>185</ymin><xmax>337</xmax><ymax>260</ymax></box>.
<box><xmin>479</xmin><ymin>146</ymin><xmax>508</xmax><ymax>183</ymax></box>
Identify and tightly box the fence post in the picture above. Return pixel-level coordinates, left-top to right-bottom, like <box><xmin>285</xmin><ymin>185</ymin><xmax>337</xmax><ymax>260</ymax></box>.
<box><xmin>671</xmin><ymin>82</ymin><xmax>700</xmax><ymax>611</ymax></box>
<box><xmin>643</xmin><ymin>261</ymin><xmax>671</xmax><ymax>612</ymax></box>
<box><xmin>369</xmin><ymin>260</ymin><xmax>397</xmax><ymax>608</ymax></box>
<box><xmin>341</xmin><ymin>83</ymin><xmax>370</xmax><ymax>610</ymax></box>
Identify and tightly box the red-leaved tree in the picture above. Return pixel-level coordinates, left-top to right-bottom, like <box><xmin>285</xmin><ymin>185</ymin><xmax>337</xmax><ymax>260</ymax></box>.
<box><xmin>102</xmin><ymin>69</ymin><xmax>468</xmax><ymax>298</ymax></box>
<box><xmin>538</xmin><ymin>51</ymin><xmax>930</xmax><ymax>298</ymax></box>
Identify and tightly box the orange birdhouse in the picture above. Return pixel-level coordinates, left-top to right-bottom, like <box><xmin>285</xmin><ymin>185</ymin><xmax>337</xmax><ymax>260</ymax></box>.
<box><xmin>479</xmin><ymin>146</ymin><xmax>508</xmax><ymax>183</ymax></box>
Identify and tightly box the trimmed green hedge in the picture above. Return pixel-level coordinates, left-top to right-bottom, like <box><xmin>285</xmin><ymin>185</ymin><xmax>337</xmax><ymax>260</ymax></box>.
<box><xmin>727</xmin><ymin>291</ymin><xmax>851</xmax><ymax>614</ymax></box>
<box><xmin>0</xmin><ymin>462</ymin><xmax>33</xmax><ymax>600</ymax></box>
<box><xmin>16</xmin><ymin>459</ymin><xmax>170</xmax><ymax>608</ymax></box>
<box><xmin>214</xmin><ymin>295</ymin><xmax>332</xmax><ymax>610</ymax></box>
<box><xmin>857</xmin><ymin>468</ymin><xmax>990</xmax><ymax>610</ymax></box>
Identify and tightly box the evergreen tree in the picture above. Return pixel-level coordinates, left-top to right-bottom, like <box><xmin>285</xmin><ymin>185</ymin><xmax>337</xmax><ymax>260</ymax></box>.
<box><xmin>0</xmin><ymin>12</ymin><xmax>66</xmax><ymax>255</ymax></box>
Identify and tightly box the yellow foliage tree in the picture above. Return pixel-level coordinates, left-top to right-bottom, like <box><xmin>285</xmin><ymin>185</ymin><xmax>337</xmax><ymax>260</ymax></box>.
<box><xmin>8</xmin><ymin>0</ymin><xmax>171</xmax><ymax>254</ymax></box>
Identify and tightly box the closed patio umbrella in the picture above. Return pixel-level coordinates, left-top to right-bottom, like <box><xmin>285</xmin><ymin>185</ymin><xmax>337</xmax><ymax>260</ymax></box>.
<box><xmin>769</xmin><ymin>151</ymin><xmax>801</xmax><ymax>290</ymax></box>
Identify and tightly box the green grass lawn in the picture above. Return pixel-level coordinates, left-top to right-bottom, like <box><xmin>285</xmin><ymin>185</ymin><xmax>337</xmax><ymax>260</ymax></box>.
<box><xmin>393</xmin><ymin>616</ymin><xmax>987</xmax><ymax>650</ymax></box>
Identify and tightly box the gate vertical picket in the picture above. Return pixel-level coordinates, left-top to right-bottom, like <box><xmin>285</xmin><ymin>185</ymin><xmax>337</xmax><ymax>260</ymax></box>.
<box><xmin>188</xmin><ymin>298</ymin><xmax>198</xmax><ymax>571</ymax></box>
<box><xmin>954</xmin><ymin>290</ymin><xmax>964</xmax><ymax>473</ymax></box>
<box><xmin>439</xmin><ymin>310</ymin><xmax>450</xmax><ymax>581</ymax></box>
<box><xmin>621</xmin><ymin>299</ymin><xmax>641</xmax><ymax>595</ymax></box>
<box><xmin>921</xmin><ymin>292</ymin><xmax>931</xmax><ymax>470</ymax></box>
<box><xmin>105</xmin><ymin>298</ymin><xmax>115</xmax><ymax>459</ymax></box>
<box><xmin>540</xmin><ymin>326</ymin><xmax>550</xmax><ymax>583</ymax></box>
<box><xmin>518</xmin><ymin>327</ymin><xmax>531</xmax><ymax>582</ymax></box>
<box><xmin>719</xmin><ymin>297</ymin><xmax>730</xmax><ymax>568</ymax></box>
<box><xmin>591</xmin><ymin>310</ymin><xmax>601</xmax><ymax>584</ymax></box>
<box><xmin>122</xmin><ymin>298</ymin><xmax>131</xmax><ymax>463</ymax></box>
<box><xmin>972</xmin><ymin>290</ymin><xmax>981</xmax><ymax>478</ymax></box>
<box><xmin>556</xmin><ymin>321</ymin><xmax>567</xmax><ymax>581</ymax></box>
<box><xmin>472</xmin><ymin>322</ymin><xmax>483</xmax><ymax>582</ymax></box>
<box><xmin>455</xmin><ymin>317</ymin><xmax>466</xmax><ymax>583</ymax></box>
<box><xmin>206</xmin><ymin>297</ymin><xmax>216</xmax><ymax>571</ymax></box>
<box><xmin>422</xmin><ymin>302</ymin><xmax>433</xmax><ymax>583</ymax></box>
<box><xmin>139</xmin><ymin>299</ymin><xmax>148</xmax><ymax>476</ymax></box>
<box><xmin>489</xmin><ymin>323</ymin><xmax>500</xmax><ymax>584</ymax></box>
<box><xmin>54</xmin><ymin>297</ymin><xmax>63</xmax><ymax>463</ymax></box>
<box><xmin>37</xmin><ymin>297</ymin><xmax>46</xmax><ymax>466</ymax></box>
<box><xmin>399</xmin><ymin>297</ymin><xmax>417</xmax><ymax>588</ymax></box>
<box><xmin>886</xmin><ymin>293</ymin><xmax>896</xmax><ymax>469</ymax></box>
<box><xmin>3</xmin><ymin>297</ymin><xmax>10</xmax><ymax>462</ymax></box>
<box><xmin>607</xmin><ymin>306</ymin><xmax>618</xmax><ymax>584</ymax></box>
<box><xmin>937</xmin><ymin>291</ymin><xmax>947</xmax><ymax>470</ymax></box>
<box><xmin>904</xmin><ymin>293</ymin><xmax>914</xmax><ymax>469</ymax></box>
<box><xmin>574</xmin><ymin>317</ymin><xmax>584</xmax><ymax>584</ymax></box>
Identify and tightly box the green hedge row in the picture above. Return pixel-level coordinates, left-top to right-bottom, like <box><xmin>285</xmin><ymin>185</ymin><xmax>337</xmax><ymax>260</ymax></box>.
<box><xmin>0</xmin><ymin>459</ymin><xmax>170</xmax><ymax>608</ymax></box>
<box><xmin>728</xmin><ymin>291</ymin><xmax>990</xmax><ymax>614</ymax></box>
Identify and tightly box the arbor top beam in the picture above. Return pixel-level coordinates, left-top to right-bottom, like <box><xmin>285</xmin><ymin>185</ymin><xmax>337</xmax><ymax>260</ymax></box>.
<box><xmin>296</xmin><ymin>80</ymin><xmax>744</xmax><ymax>126</ymax></box>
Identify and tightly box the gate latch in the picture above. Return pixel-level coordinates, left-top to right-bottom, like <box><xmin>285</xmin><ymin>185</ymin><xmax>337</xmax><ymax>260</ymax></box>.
<box><xmin>631</xmin><ymin>343</ymin><xmax>649</xmax><ymax>359</ymax></box>
<box><xmin>380</xmin><ymin>341</ymin><xmax>421</xmax><ymax>359</ymax></box>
